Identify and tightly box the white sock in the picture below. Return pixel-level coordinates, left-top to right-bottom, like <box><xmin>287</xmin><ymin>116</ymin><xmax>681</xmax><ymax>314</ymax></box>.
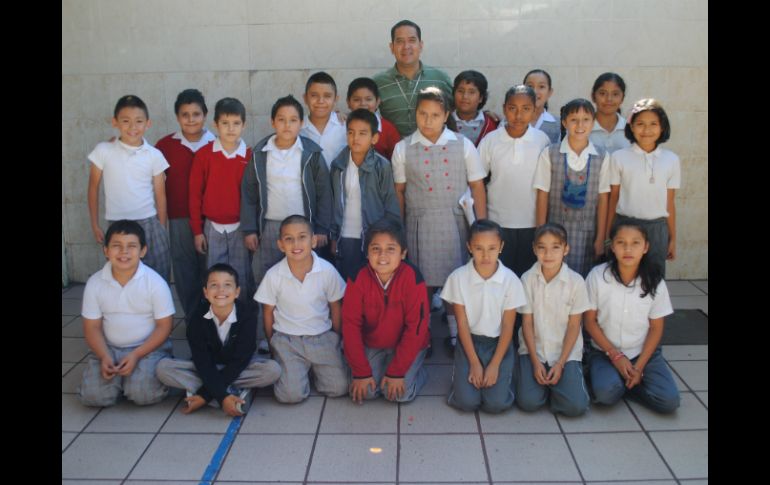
<box><xmin>447</xmin><ymin>315</ymin><xmax>458</xmax><ymax>339</ymax></box>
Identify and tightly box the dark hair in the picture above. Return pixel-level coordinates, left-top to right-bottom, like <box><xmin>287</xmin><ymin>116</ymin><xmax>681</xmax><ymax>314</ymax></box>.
<box><xmin>416</xmin><ymin>87</ymin><xmax>456</xmax><ymax>132</ymax></box>
<box><xmin>591</xmin><ymin>72</ymin><xmax>627</xmax><ymax>114</ymax></box>
<box><xmin>305</xmin><ymin>71</ymin><xmax>337</xmax><ymax>95</ymax></box>
<box><xmin>205</xmin><ymin>263</ymin><xmax>240</xmax><ymax>288</ymax></box>
<box><xmin>347</xmin><ymin>108</ymin><xmax>378</xmax><ymax>135</ymax></box>
<box><xmin>214</xmin><ymin>97</ymin><xmax>246</xmax><ymax>123</ymax></box>
<box><xmin>174</xmin><ymin>89</ymin><xmax>207</xmax><ymax>116</ymax></box>
<box><xmin>104</xmin><ymin>220</ymin><xmax>146</xmax><ymax>248</ymax></box>
<box><xmin>113</xmin><ymin>95</ymin><xmax>149</xmax><ymax>119</ymax></box>
<box><xmin>365</xmin><ymin>219</ymin><xmax>407</xmax><ymax>252</ymax></box>
<box><xmin>503</xmin><ymin>84</ymin><xmax>537</xmax><ymax>107</ymax></box>
<box><xmin>559</xmin><ymin>98</ymin><xmax>596</xmax><ymax>140</ymax></box>
<box><xmin>271</xmin><ymin>95</ymin><xmax>304</xmax><ymax>121</ymax></box>
<box><xmin>523</xmin><ymin>69</ymin><xmax>553</xmax><ymax>111</ymax></box>
<box><xmin>604</xmin><ymin>220</ymin><xmax>662</xmax><ymax>298</ymax></box>
<box><xmin>453</xmin><ymin>70</ymin><xmax>489</xmax><ymax>110</ymax></box>
<box><xmin>347</xmin><ymin>77</ymin><xmax>380</xmax><ymax>101</ymax></box>
<box><xmin>279</xmin><ymin>214</ymin><xmax>313</xmax><ymax>235</ymax></box>
<box><xmin>390</xmin><ymin>20</ymin><xmax>421</xmax><ymax>42</ymax></box>
<box><xmin>468</xmin><ymin>219</ymin><xmax>504</xmax><ymax>242</ymax></box>
<box><xmin>533</xmin><ymin>222</ymin><xmax>568</xmax><ymax>246</ymax></box>
<box><xmin>624</xmin><ymin>98</ymin><xmax>671</xmax><ymax>147</ymax></box>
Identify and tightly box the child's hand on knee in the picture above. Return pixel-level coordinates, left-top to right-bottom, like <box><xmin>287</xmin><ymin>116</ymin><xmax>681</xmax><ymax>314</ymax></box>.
<box><xmin>350</xmin><ymin>377</ymin><xmax>376</xmax><ymax>404</ymax></box>
<box><xmin>381</xmin><ymin>376</ymin><xmax>405</xmax><ymax>401</ymax></box>
<box><xmin>469</xmin><ymin>361</ymin><xmax>484</xmax><ymax>389</ymax></box>
<box><xmin>100</xmin><ymin>356</ymin><xmax>118</xmax><ymax>380</ymax></box>
<box><xmin>532</xmin><ymin>360</ymin><xmax>548</xmax><ymax>386</ymax></box>
<box><xmin>482</xmin><ymin>363</ymin><xmax>500</xmax><ymax>388</ymax></box>
<box><xmin>116</xmin><ymin>352</ymin><xmax>138</xmax><ymax>376</ymax></box>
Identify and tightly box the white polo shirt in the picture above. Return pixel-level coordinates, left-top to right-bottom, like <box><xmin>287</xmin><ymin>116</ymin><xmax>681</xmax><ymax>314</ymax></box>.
<box><xmin>300</xmin><ymin>112</ymin><xmax>347</xmax><ymax>170</ymax></box>
<box><xmin>391</xmin><ymin>127</ymin><xmax>486</xmax><ymax>184</ymax></box>
<box><xmin>589</xmin><ymin>115</ymin><xmax>630</xmax><ymax>154</ymax></box>
<box><xmin>172</xmin><ymin>129</ymin><xmax>216</xmax><ymax>153</ymax></box>
<box><xmin>479</xmin><ymin>125</ymin><xmax>551</xmax><ymax>228</ymax></box>
<box><xmin>517</xmin><ymin>262</ymin><xmax>591</xmax><ymax>365</ymax></box>
<box><xmin>533</xmin><ymin>138</ymin><xmax>611</xmax><ymax>194</ymax></box>
<box><xmin>263</xmin><ymin>135</ymin><xmax>306</xmax><ymax>221</ymax></box>
<box><xmin>81</xmin><ymin>261</ymin><xmax>176</xmax><ymax>348</ymax></box>
<box><xmin>255</xmin><ymin>251</ymin><xmax>346</xmax><ymax>336</ymax></box>
<box><xmin>204</xmin><ymin>305</ymin><xmax>238</xmax><ymax>344</ymax></box>
<box><xmin>88</xmin><ymin>138</ymin><xmax>170</xmax><ymax>221</ymax></box>
<box><xmin>586</xmin><ymin>263</ymin><xmax>673</xmax><ymax>360</ymax></box>
<box><xmin>341</xmin><ymin>156</ymin><xmax>363</xmax><ymax>238</ymax></box>
<box><xmin>610</xmin><ymin>144</ymin><xmax>681</xmax><ymax>219</ymax></box>
<box><xmin>441</xmin><ymin>260</ymin><xmax>526</xmax><ymax>338</ymax></box>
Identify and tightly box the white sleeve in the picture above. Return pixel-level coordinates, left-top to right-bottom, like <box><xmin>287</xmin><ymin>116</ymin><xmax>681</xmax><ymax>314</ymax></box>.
<box><xmin>151</xmin><ymin>275</ymin><xmax>176</xmax><ymax>319</ymax></box>
<box><xmin>585</xmin><ymin>267</ymin><xmax>600</xmax><ymax>310</ymax></box>
<box><xmin>504</xmin><ymin>274</ymin><xmax>528</xmax><ymax>310</ymax></box>
<box><xmin>325</xmin><ymin>266</ymin><xmax>347</xmax><ymax>302</ymax></box>
<box><xmin>518</xmin><ymin>273</ymin><xmax>534</xmax><ymax>314</ymax></box>
<box><xmin>478</xmin><ymin>135</ymin><xmax>492</xmax><ymax>176</ymax></box>
<box><xmin>598</xmin><ymin>152</ymin><xmax>611</xmax><ymax>193</ymax></box>
<box><xmin>532</xmin><ymin>145</ymin><xmax>552</xmax><ymax>192</ymax></box>
<box><xmin>649</xmin><ymin>280</ymin><xmax>674</xmax><ymax>319</ymax></box>
<box><xmin>81</xmin><ymin>278</ymin><xmax>103</xmax><ymax>320</ymax></box>
<box><xmin>255</xmin><ymin>270</ymin><xmax>278</xmax><ymax>305</ymax></box>
<box><xmin>440</xmin><ymin>270</ymin><xmax>464</xmax><ymax>305</ymax></box>
<box><xmin>87</xmin><ymin>142</ymin><xmax>108</xmax><ymax>170</ymax></box>
<box><xmin>463</xmin><ymin>137</ymin><xmax>486</xmax><ymax>182</ymax></box>
<box><xmin>152</xmin><ymin>150</ymin><xmax>170</xmax><ymax>176</ymax></box>
<box><xmin>667</xmin><ymin>152</ymin><xmax>681</xmax><ymax>189</ymax></box>
<box><xmin>391</xmin><ymin>140</ymin><xmax>407</xmax><ymax>183</ymax></box>
<box><xmin>609</xmin><ymin>152</ymin><xmax>622</xmax><ymax>186</ymax></box>
<box><xmin>569</xmin><ymin>276</ymin><xmax>592</xmax><ymax>315</ymax></box>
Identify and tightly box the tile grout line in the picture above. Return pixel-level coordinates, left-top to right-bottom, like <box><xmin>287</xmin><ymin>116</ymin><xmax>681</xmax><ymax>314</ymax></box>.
<box><xmin>554</xmin><ymin>413</ymin><xmax>586</xmax><ymax>484</ymax></box>
<box><xmin>622</xmin><ymin>398</ymin><xmax>681</xmax><ymax>485</ymax></box>
<box><xmin>302</xmin><ymin>395</ymin><xmax>328</xmax><ymax>485</ymax></box>
<box><xmin>664</xmin><ymin>358</ymin><xmax>708</xmax><ymax>409</ymax></box>
<box><xmin>396</xmin><ymin>401</ymin><xmax>400</xmax><ymax>485</ymax></box>
<box><xmin>474</xmin><ymin>410</ymin><xmax>494</xmax><ymax>485</ymax></box>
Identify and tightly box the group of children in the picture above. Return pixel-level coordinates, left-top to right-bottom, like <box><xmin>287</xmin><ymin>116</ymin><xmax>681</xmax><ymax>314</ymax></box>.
<box><xmin>80</xmin><ymin>64</ymin><xmax>682</xmax><ymax>417</ymax></box>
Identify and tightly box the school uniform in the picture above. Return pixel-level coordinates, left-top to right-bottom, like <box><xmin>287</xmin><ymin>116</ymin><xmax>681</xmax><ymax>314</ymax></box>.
<box><xmin>610</xmin><ymin>144</ymin><xmax>681</xmax><ymax>277</ymax></box>
<box><xmin>585</xmin><ymin>263</ymin><xmax>680</xmax><ymax>413</ymax></box>
<box><xmin>88</xmin><ymin>138</ymin><xmax>171</xmax><ymax>282</ymax></box>
<box><xmin>452</xmin><ymin>111</ymin><xmax>499</xmax><ymax>146</ymax></box>
<box><xmin>515</xmin><ymin>262</ymin><xmax>591</xmax><ymax>416</ymax></box>
<box><xmin>373</xmin><ymin>112</ymin><xmax>401</xmax><ymax>160</ymax></box>
<box><xmin>479</xmin><ymin>125</ymin><xmax>551</xmax><ymax>277</ymax></box>
<box><xmin>589</xmin><ymin>115</ymin><xmax>631</xmax><ymax>154</ymax></box>
<box><xmin>254</xmin><ymin>251</ymin><xmax>348</xmax><ymax>403</ymax></box>
<box><xmin>441</xmin><ymin>260</ymin><xmax>526</xmax><ymax>413</ymax></box>
<box><xmin>532</xmin><ymin>111</ymin><xmax>561</xmax><ymax>144</ymax></box>
<box><xmin>79</xmin><ymin>261</ymin><xmax>175</xmax><ymax>407</ymax></box>
<box><xmin>156</xmin><ymin>130</ymin><xmax>215</xmax><ymax>321</ymax></box>
<box><xmin>391</xmin><ymin>128</ymin><xmax>486</xmax><ymax>287</ymax></box>
<box><xmin>300</xmin><ymin>112</ymin><xmax>347</xmax><ymax>170</ymax></box>
<box><xmin>533</xmin><ymin>138</ymin><xmax>610</xmax><ymax>277</ymax></box>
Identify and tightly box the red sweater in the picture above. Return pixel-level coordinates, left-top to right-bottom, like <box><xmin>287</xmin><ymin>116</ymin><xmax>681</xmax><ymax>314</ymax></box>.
<box><xmin>472</xmin><ymin>113</ymin><xmax>499</xmax><ymax>146</ymax></box>
<box><xmin>156</xmin><ymin>134</ymin><xmax>195</xmax><ymax>219</ymax></box>
<box><xmin>374</xmin><ymin>116</ymin><xmax>401</xmax><ymax>161</ymax></box>
<box><xmin>342</xmin><ymin>261</ymin><xmax>430</xmax><ymax>378</ymax></box>
<box><xmin>188</xmin><ymin>142</ymin><xmax>252</xmax><ymax>235</ymax></box>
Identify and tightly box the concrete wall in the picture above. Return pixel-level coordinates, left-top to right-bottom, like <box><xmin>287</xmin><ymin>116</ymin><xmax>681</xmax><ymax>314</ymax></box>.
<box><xmin>62</xmin><ymin>0</ymin><xmax>708</xmax><ymax>282</ymax></box>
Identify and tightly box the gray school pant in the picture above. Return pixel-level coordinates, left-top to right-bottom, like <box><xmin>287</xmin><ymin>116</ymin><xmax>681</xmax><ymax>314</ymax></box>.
<box><xmin>155</xmin><ymin>354</ymin><xmax>281</xmax><ymax>397</ymax></box>
<box><xmin>354</xmin><ymin>346</ymin><xmax>428</xmax><ymax>403</ymax></box>
<box><xmin>78</xmin><ymin>340</ymin><xmax>172</xmax><ymax>407</ymax></box>
<box><xmin>204</xmin><ymin>220</ymin><xmax>255</xmax><ymax>302</ymax></box>
<box><xmin>133</xmin><ymin>216</ymin><xmax>171</xmax><ymax>283</ymax></box>
<box><xmin>447</xmin><ymin>334</ymin><xmax>515</xmax><ymax>413</ymax></box>
<box><xmin>270</xmin><ymin>329</ymin><xmax>349</xmax><ymax>403</ymax></box>
<box><xmin>252</xmin><ymin>220</ymin><xmax>284</xmax><ymax>288</ymax></box>
<box><xmin>515</xmin><ymin>356</ymin><xmax>590</xmax><ymax>417</ymax></box>
<box><xmin>169</xmin><ymin>218</ymin><xmax>206</xmax><ymax>321</ymax></box>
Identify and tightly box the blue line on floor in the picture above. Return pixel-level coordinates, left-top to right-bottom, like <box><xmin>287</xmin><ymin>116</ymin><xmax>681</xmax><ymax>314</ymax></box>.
<box><xmin>199</xmin><ymin>415</ymin><xmax>242</xmax><ymax>484</ymax></box>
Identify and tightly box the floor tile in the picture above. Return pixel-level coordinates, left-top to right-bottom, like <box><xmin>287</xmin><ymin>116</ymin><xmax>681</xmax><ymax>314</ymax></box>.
<box><xmin>62</xmin><ymin>298</ymin><xmax>83</xmax><ymax>315</ymax></box>
<box><xmin>62</xmin><ymin>394</ymin><xmax>100</xmax><ymax>432</ymax></box>
<box><xmin>567</xmin><ymin>432</ymin><xmax>673</xmax><ymax>481</ymax></box>
<box><xmin>62</xmin><ymin>317</ymin><xmax>85</xmax><ymax>337</ymax></box>
<box><xmin>241</xmin><ymin>396</ymin><xmax>323</xmax><ymax>434</ymax></box>
<box><xmin>320</xmin><ymin>396</ymin><xmax>397</xmax><ymax>433</ymax></box>
<box><xmin>218</xmin><ymin>434</ymin><xmax>315</xmax><ymax>482</ymax></box>
<box><xmin>129</xmin><ymin>434</ymin><xmax>222</xmax><ymax>480</ymax></box>
<box><xmin>627</xmin><ymin>393</ymin><xmax>708</xmax><ymax>431</ymax></box>
<box><xmin>666</xmin><ymin>280</ymin><xmax>705</xmax><ymax>296</ymax></box>
<box><xmin>171</xmin><ymin>339</ymin><xmax>192</xmax><ymax>360</ymax></box>
<box><xmin>696</xmin><ymin>391</ymin><xmax>708</xmax><ymax>408</ymax></box>
<box><xmin>690</xmin><ymin>280</ymin><xmax>708</xmax><ymax>294</ymax></box>
<box><xmin>62</xmin><ymin>363</ymin><xmax>87</xmax><ymax>393</ymax></box>
<box><xmin>400</xmin><ymin>396</ymin><xmax>477</xmax><ymax>433</ymax></box>
<box><xmin>670</xmin><ymin>296</ymin><xmax>708</xmax><ymax>315</ymax></box>
<box><xmin>63</xmin><ymin>362</ymin><xmax>76</xmax><ymax>377</ymax></box>
<box><xmin>62</xmin><ymin>337</ymin><xmax>91</xmax><ymax>363</ymax></box>
<box><xmin>62</xmin><ymin>432</ymin><xmax>78</xmax><ymax>452</ymax></box>
<box><xmin>85</xmin><ymin>395</ymin><xmax>179</xmax><ymax>432</ymax></box>
<box><xmin>650</xmin><ymin>430</ymin><xmax>708</xmax><ymax>479</ymax></box>
<box><xmin>479</xmin><ymin>406</ymin><xmax>560</xmax><ymax>434</ymax></box>
<box><xmin>485</xmin><ymin>434</ymin><xmax>581</xmax><ymax>482</ymax></box>
<box><xmin>662</xmin><ymin>345</ymin><xmax>708</xmax><ymax>361</ymax></box>
<box><xmin>668</xmin><ymin>361</ymin><xmax>708</xmax><ymax>391</ymax></box>
<box><xmin>419</xmin><ymin>364</ymin><xmax>453</xmax><ymax>396</ymax></box>
<box><xmin>161</xmin><ymin>399</ymin><xmax>234</xmax><ymax>433</ymax></box>
<box><xmin>63</xmin><ymin>315</ymin><xmax>76</xmax><ymax>327</ymax></box>
<box><xmin>62</xmin><ymin>433</ymin><xmax>154</xmax><ymax>479</ymax></box>
<box><xmin>399</xmin><ymin>434</ymin><xmax>487</xmax><ymax>482</ymax></box>
<box><xmin>559</xmin><ymin>401</ymin><xmax>641</xmax><ymax>432</ymax></box>
<box><xmin>62</xmin><ymin>284</ymin><xmax>86</xmax><ymax>299</ymax></box>
<box><xmin>308</xmin><ymin>434</ymin><xmax>397</xmax><ymax>482</ymax></box>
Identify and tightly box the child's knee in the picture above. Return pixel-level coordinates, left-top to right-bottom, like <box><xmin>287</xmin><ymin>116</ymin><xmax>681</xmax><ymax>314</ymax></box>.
<box><xmin>78</xmin><ymin>384</ymin><xmax>120</xmax><ymax>408</ymax></box>
<box><xmin>650</xmin><ymin>390</ymin><xmax>680</xmax><ymax>414</ymax></box>
<box><xmin>447</xmin><ymin>390</ymin><xmax>481</xmax><ymax>412</ymax></box>
<box><xmin>554</xmin><ymin>398</ymin><xmax>589</xmax><ymax>417</ymax></box>
<box><xmin>515</xmin><ymin>392</ymin><xmax>545</xmax><ymax>412</ymax></box>
<box><xmin>154</xmin><ymin>359</ymin><xmax>176</xmax><ymax>386</ymax></box>
<box><xmin>592</xmin><ymin>381</ymin><xmax>625</xmax><ymax>405</ymax></box>
<box><xmin>273</xmin><ymin>381</ymin><xmax>310</xmax><ymax>404</ymax></box>
<box><xmin>481</xmin><ymin>398</ymin><xmax>514</xmax><ymax>414</ymax></box>
<box><xmin>124</xmin><ymin>379</ymin><xmax>169</xmax><ymax>406</ymax></box>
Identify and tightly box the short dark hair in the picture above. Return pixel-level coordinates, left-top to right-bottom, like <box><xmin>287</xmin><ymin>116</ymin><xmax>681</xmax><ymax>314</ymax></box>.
<box><xmin>453</xmin><ymin>70</ymin><xmax>489</xmax><ymax>110</ymax></box>
<box><xmin>346</xmin><ymin>108</ymin><xmax>378</xmax><ymax>135</ymax></box>
<box><xmin>279</xmin><ymin>214</ymin><xmax>313</xmax><ymax>235</ymax></box>
<box><xmin>468</xmin><ymin>219</ymin><xmax>504</xmax><ymax>243</ymax></box>
<box><xmin>391</xmin><ymin>20</ymin><xmax>421</xmax><ymax>42</ymax></box>
<box><xmin>503</xmin><ymin>85</ymin><xmax>537</xmax><ymax>107</ymax></box>
<box><xmin>114</xmin><ymin>95</ymin><xmax>149</xmax><ymax>119</ymax></box>
<box><xmin>305</xmin><ymin>71</ymin><xmax>337</xmax><ymax>95</ymax></box>
<box><xmin>214</xmin><ymin>97</ymin><xmax>246</xmax><ymax>123</ymax></box>
<box><xmin>104</xmin><ymin>220</ymin><xmax>146</xmax><ymax>248</ymax></box>
<box><xmin>205</xmin><ymin>263</ymin><xmax>240</xmax><ymax>288</ymax></box>
<box><xmin>347</xmin><ymin>77</ymin><xmax>380</xmax><ymax>101</ymax></box>
<box><xmin>174</xmin><ymin>89</ymin><xmax>208</xmax><ymax>116</ymax></box>
<box><xmin>365</xmin><ymin>219</ymin><xmax>407</xmax><ymax>252</ymax></box>
<box><xmin>271</xmin><ymin>95</ymin><xmax>304</xmax><ymax>121</ymax></box>
<box><xmin>624</xmin><ymin>98</ymin><xmax>671</xmax><ymax>147</ymax></box>
<box><xmin>533</xmin><ymin>222</ymin><xmax>568</xmax><ymax>246</ymax></box>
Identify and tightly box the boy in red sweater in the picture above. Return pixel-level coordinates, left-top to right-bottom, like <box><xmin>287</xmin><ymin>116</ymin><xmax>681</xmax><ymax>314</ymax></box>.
<box><xmin>346</xmin><ymin>77</ymin><xmax>401</xmax><ymax>161</ymax></box>
<box><xmin>342</xmin><ymin>220</ymin><xmax>430</xmax><ymax>403</ymax></box>
<box><xmin>188</xmin><ymin>97</ymin><xmax>254</xmax><ymax>301</ymax></box>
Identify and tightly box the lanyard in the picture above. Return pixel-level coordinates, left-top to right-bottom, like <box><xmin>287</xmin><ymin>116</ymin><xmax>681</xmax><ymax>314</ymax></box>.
<box><xmin>396</xmin><ymin>72</ymin><xmax>423</xmax><ymax>120</ymax></box>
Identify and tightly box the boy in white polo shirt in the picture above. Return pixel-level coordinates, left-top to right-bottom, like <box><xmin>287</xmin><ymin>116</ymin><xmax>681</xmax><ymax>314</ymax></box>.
<box><xmin>79</xmin><ymin>220</ymin><xmax>175</xmax><ymax>407</ymax></box>
<box><xmin>88</xmin><ymin>95</ymin><xmax>171</xmax><ymax>282</ymax></box>
<box><xmin>255</xmin><ymin>215</ymin><xmax>349</xmax><ymax>403</ymax></box>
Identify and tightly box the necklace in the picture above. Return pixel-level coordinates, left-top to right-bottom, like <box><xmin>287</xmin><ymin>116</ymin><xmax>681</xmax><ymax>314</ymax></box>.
<box><xmin>395</xmin><ymin>72</ymin><xmax>423</xmax><ymax>121</ymax></box>
<box><xmin>644</xmin><ymin>152</ymin><xmax>655</xmax><ymax>184</ymax></box>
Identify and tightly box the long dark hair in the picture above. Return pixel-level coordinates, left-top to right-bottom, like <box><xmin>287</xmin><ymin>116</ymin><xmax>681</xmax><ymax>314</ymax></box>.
<box><xmin>603</xmin><ymin>220</ymin><xmax>662</xmax><ymax>298</ymax></box>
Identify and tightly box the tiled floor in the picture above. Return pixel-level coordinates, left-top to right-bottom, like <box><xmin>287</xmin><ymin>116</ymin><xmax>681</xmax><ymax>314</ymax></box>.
<box><xmin>62</xmin><ymin>280</ymin><xmax>708</xmax><ymax>484</ymax></box>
